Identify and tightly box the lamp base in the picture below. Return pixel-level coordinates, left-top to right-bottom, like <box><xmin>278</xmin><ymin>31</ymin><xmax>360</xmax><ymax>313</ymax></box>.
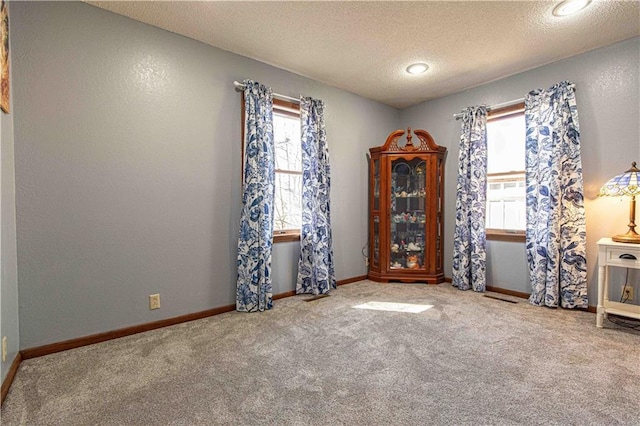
<box><xmin>612</xmin><ymin>230</ymin><xmax>640</xmax><ymax>244</ymax></box>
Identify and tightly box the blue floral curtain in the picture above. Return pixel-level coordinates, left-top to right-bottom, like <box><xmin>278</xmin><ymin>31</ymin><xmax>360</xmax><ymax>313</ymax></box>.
<box><xmin>296</xmin><ymin>97</ymin><xmax>336</xmax><ymax>295</ymax></box>
<box><xmin>525</xmin><ymin>81</ymin><xmax>587</xmax><ymax>308</ymax></box>
<box><xmin>453</xmin><ymin>106</ymin><xmax>488</xmax><ymax>292</ymax></box>
<box><xmin>236</xmin><ymin>80</ymin><xmax>275</xmax><ymax>312</ymax></box>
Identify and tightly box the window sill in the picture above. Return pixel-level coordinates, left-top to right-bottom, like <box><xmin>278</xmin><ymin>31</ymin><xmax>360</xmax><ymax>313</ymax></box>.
<box><xmin>486</xmin><ymin>229</ymin><xmax>525</xmax><ymax>243</ymax></box>
<box><xmin>273</xmin><ymin>232</ymin><xmax>300</xmax><ymax>243</ymax></box>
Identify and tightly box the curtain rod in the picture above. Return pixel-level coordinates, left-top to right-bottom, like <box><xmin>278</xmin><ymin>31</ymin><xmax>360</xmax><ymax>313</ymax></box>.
<box><xmin>233</xmin><ymin>81</ymin><xmax>300</xmax><ymax>104</ymax></box>
<box><xmin>453</xmin><ymin>97</ymin><xmax>525</xmax><ymax>120</ymax></box>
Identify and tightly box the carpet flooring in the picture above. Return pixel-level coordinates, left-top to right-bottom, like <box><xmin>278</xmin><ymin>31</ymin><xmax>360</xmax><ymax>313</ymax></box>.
<box><xmin>2</xmin><ymin>280</ymin><xmax>639</xmax><ymax>425</ymax></box>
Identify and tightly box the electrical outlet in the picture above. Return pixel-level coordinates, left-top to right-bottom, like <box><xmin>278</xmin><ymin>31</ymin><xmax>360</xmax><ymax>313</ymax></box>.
<box><xmin>622</xmin><ymin>286</ymin><xmax>634</xmax><ymax>301</ymax></box>
<box><xmin>149</xmin><ymin>294</ymin><xmax>161</xmax><ymax>310</ymax></box>
<box><xmin>2</xmin><ymin>336</ymin><xmax>7</xmax><ymax>362</ymax></box>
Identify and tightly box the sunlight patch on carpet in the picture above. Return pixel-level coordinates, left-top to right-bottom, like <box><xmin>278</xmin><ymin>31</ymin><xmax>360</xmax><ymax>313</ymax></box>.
<box><xmin>353</xmin><ymin>301</ymin><xmax>433</xmax><ymax>313</ymax></box>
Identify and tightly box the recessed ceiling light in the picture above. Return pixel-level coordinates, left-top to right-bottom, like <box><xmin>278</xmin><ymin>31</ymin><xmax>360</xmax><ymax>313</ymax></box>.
<box><xmin>553</xmin><ymin>0</ymin><xmax>591</xmax><ymax>16</ymax></box>
<box><xmin>406</xmin><ymin>63</ymin><xmax>429</xmax><ymax>75</ymax></box>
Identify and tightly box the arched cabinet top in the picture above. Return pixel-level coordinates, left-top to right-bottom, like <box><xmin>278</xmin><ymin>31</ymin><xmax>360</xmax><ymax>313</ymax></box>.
<box><xmin>370</xmin><ymin>128</ymin><xmax>446</xmax><ymax>155</ymax></box>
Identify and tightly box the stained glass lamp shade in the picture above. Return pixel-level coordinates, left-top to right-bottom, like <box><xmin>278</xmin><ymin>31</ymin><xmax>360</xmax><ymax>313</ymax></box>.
<box><xmin>598</xmin><ymin>162</ymin><xmax>640</xmax><ymax>243</ymax></box>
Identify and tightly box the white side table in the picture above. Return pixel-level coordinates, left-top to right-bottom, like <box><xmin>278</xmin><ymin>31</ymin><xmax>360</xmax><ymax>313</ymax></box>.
<box><xmin>596</xmin><ymin>238</ymin><xmax>640</xmax><ymax>327</ymax></box>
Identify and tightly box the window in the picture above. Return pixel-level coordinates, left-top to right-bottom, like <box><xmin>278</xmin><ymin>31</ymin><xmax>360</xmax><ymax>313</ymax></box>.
<box><xmin>241</xmin><ymin>97</ymin><xmax>301</xmax><ymax>243</ymax></box>
<box><xmin>486</xmin><ymin>103</ymin><xmax>526</xmax><ymax>242</ymax></box>
<box><xmin>272</xmin><ymin>99</ymin><xmax>302</xmax><ymax>242</ymax></box>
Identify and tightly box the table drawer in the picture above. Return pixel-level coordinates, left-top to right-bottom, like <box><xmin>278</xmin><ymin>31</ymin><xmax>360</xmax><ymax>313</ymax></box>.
<box><xmin>606</xmin><ymin>247</ymin><xmax>640</xmax><ymax>268</ymax></box>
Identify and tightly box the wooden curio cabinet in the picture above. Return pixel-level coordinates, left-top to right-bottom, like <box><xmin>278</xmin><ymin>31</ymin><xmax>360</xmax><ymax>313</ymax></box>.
<box><xmin>368</xmin><ymin>128</ymin><xmax>446</xmax><ymax>284</ymax></box>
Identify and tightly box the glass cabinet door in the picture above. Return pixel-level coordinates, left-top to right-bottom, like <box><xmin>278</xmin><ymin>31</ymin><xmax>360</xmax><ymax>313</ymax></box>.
<box><xmin>373</xmin><ymin>216</ymin><xmax>380</xmax><ymax>267</ymax></box>
<box><xmin>373</xmin><ymin>159</ymin><xmax>380</xmax><ymax>211</ymax></box>
<box><xmin>371</xmin><ymin>159</ymin><xmax>380</xmax><ymax>269</ymax></box>
<box><xmin>389</xmin><ymin>158</ymin><xmax>427</xmax><ymax>271</ymax></box>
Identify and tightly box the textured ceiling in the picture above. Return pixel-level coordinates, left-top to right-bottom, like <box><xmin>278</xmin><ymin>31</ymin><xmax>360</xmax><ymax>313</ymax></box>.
<box><xmin>86</xmin><ymin>1</ymin><xmax>640</xmax><ymax>109</ymax></box>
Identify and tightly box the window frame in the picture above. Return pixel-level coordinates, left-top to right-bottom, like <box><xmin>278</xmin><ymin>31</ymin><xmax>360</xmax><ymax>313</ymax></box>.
<box><xmin>241</xmin><ymin>96</ymin><xmax>301</xmax><ymax>243</ymax></box>
<box><xmin>485</xmin><ymin>102</ymin><xmax>526</xmax><ymax>243</ymax></box>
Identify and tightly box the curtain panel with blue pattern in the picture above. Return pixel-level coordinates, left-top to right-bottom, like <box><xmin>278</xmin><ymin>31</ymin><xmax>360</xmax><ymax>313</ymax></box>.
<box><xmin>296</xmin><ymin>97</ymin><xmax>336</xmax><ymax>295</ymax></box>
<box><xmin>525</xmin><ymin>81</ymin><xmax>588</xmax><ymax>309</ymax></box>
<box><xmin>236</xmin><ymin>80</ymin><xmax>276</xmax><ymax>312</ymax></box>
<box><xmin>453</xmin><ymin>106</ymin><xmax>488</xmax><ymax>292</ymax></box>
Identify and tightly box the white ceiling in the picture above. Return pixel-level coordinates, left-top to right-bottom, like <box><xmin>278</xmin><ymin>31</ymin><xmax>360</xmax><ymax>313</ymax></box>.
<box><xmin>86</xmin><ymin>1</ymin><xmax>640</xmax><ymax>109</ymax></box>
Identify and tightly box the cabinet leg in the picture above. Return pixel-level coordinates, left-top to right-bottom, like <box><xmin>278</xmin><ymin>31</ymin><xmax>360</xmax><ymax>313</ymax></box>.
<box><xmin>596</xmin><ymin>306</ymin><xmax>604</xmax><ymax>328</ymax></box>
<box><xmin>596</xmin><ymin>265</ymin><xmax>606</xmax><ymax>328</ymax></box>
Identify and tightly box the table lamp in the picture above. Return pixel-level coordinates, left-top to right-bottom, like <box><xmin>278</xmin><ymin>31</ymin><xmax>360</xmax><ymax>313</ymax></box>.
<box><xmin>598</xmin><ymin>161</ymin><xmax>640</xmax><ymax>244</ymax></box>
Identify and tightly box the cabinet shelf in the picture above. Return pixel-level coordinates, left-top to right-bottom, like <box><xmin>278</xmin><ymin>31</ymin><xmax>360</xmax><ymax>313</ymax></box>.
<box><xmin>596</xmin><ymin>238</ymin><xmax>640</xmax><ymax>327</ymax></box>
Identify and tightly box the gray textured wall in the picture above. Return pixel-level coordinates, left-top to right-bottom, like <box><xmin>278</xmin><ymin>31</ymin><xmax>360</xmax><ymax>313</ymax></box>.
<box><xmin>401</xmin><ymin>36</ymin><xmax>640</xmax><ymax>304</ymax></box>
<box><xmin>0</xmin><ymin>0</ymin><xmax>19</xmax><ymax>382</ymax></box>
<box><xmin>11</xmin><ymin>2</ymin><xmax>399</xmax><ymax>349</ymax></box>
<box><xmin>7</xmin><ymin>1</ymin><xmax>639</xmax><ymax>354</ymax></box>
